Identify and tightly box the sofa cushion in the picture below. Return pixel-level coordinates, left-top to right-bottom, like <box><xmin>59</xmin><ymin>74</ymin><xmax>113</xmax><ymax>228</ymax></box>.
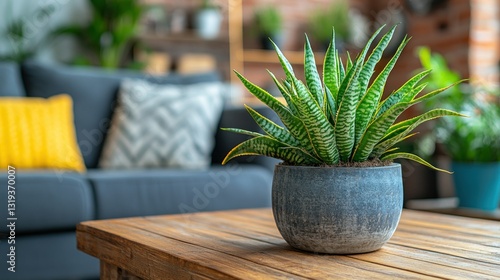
<box><xmin>21</xmin><ymin>62</ymin><xmax>221</xmax><ymax>168</ymax></box>
<box><xmin>0</xmin><ymin>171</ymin><xmax>94</xmax><ymax>234</ymax></box>
<box><xmin>99</xmin><ymin>79</ymin><xmax>224</xmax><ymax>169</ymax></box>
<box><xmin>0</xmin><ymin>232</ymin><xmax>99</xmax><ymax>280</ymax></box>
<box><xmin>0</xmin><ymin>95</ymin><xmax>86</xmax><ymax>172</ymax></box>
<box><xmin>0</xmin><ymin>62</ymin><xmax>25</xmax><ymax>97</ymax></box>
<box><xmin>87</xmin><ymin>165</ymin><xmax>272</xmax><ymax>219</ymax></box>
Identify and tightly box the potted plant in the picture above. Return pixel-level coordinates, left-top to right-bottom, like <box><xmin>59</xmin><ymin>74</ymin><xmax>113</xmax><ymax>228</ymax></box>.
<box><xmin>222</xmin><ymin>25</ymin><xmax>462</xmax><ymax>254</ymax></box>
<box><xmin>253</xmin><ymin>6</ymin><xmax>283</xmax><ymax>50</ymax></box>
<box><xmin>418</xmin><ymin>47</ymin><xmax>500</xmax><ymax>211</ymax></box>
<box><xmin>308</xmin><ymin>1</ymin><xmax>350</xmax><ymax>51</ymax></box>
<box><xmin>52</xmin><ymin>0</ymin><xmax>143</xmax><ymax>69</ymax></box>
<box><xmin>0</xmin><ymin>5</ymin><xmax>55</xmax><ymax>62</ymax></box>
<box><xmin>195</xmin><ymin>0</ymin><xmax>222</xmax><ymax>39</ymax></box>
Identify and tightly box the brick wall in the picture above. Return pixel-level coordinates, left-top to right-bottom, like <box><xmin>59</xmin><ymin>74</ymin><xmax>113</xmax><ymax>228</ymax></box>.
<box><xmin>376</xmin><ymin>0</ymin><xmax>471</xmax><ymax>96</ymax></box>
<box><xmin>142</xmin><ymin>0</ymin><xmax>499</xmax><ymax>89</ymax></box>
<box><xmin>469</xmin><ymin>0</ymin><xmax>500</xmax><ymax>85</ymax></box>
<box><xmin>242</xmin><ymin>0</ymin><xmax>476</xmax><ymax>96</ymax></box>
<box><xmin>242</xmin><ymin>0</ymin><xmax>359</xmax><ymax>50</ymax></box>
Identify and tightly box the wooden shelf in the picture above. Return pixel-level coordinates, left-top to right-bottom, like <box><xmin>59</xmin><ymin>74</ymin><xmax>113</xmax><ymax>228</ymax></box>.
<box><xmin>243</xmin><ymin>49</ymin><xmax>325</xmax><ymax>65</ymax></box>
<box><xmin>136</xmin><ymin>32</ymin><xmax>232</xmax><ymax>80</ymax></box>
<box><xmin>137</xmin><ymin>32</ymin><xmax>230</xmax><ymax>44</ymax></box>
<box><xmin>134</xmin><ymin>0</ymin><xmax>242</xmax><ymax>84</ymax></box>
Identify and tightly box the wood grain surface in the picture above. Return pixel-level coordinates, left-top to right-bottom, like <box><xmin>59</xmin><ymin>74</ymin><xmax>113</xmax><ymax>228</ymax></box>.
<box><xmin>77</xmin><ymin>209</ymin><xmax>500</xmax><ymax>280</ymax></box>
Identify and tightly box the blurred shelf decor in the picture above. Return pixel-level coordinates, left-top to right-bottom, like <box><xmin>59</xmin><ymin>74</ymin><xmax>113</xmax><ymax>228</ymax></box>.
<box><xmin>137</xmin><ymin>0</ymin><xmax>241</xmax><ymax>85</ymax></box>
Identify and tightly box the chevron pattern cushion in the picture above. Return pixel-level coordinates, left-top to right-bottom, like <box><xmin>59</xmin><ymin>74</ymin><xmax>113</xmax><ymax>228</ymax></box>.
<box><xmin>99</xmin><ymin>79</ymin><xmax>224</xmax><ymax>169</ymax></box>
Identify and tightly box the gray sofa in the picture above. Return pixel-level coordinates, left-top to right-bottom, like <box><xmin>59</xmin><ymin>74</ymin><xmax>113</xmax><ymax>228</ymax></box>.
<box><xmin>0</xmin><ymin>62</ymin><xmax>276</xmax><ymax>280</ymax></box>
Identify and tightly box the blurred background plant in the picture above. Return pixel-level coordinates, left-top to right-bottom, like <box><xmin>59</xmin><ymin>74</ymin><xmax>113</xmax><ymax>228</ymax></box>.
<box><xmin>52</xmin><ymin>0</ymin><xmax>144</xmax><ymax>69</ymax></box>
<box><xmin>199</xmin><ymin>0</ymin><xmax>219</xmax><ymax>10</ymax></box>
<box><xmin>417</xmin><ymin>47</ymin><xmax>500</xmax><ymax>163</ymax></box>
<box><xmin>253</xmin><ymin>6</ymin><xmax>283</xmax><ymax>49</ymax></box>
<box><xmin>0</xmin><ymin>4</ymin><xmax>55</xmax><ymax>62</ymax></box>
<box><xmin>308</xmin><ymin>0</ymin><xmax>350</xmax><ymax>50</ymax></box>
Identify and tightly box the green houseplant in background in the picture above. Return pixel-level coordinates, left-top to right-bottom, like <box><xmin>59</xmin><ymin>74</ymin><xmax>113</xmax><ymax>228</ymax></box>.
<box><xmin>308</xmin><ymin>0</ymin><xmax>350</xmax><ymax>51</ymax></box>
<box><xmin>222</xmin><ymin>25</ymin><xmax>463</xmax><ymax>254</ymax></box>
<box><xmin>0</xmin><ymin>5</ymin><xmax>55</xmax><ymax>62</ymax></box>
<box><xmin>53</xmin><ymin>0</ymin><xmax>143</xmax><ymax>69</ymax></box>
<box><xmin>253</xmin><ymin>6</ymin><xmax>283</xmax><ymax>50</ymax></box>
<box><xmin>418</xmin><ymin>47</ymin><xmax>500</xmax><ymax>211</ymax></box>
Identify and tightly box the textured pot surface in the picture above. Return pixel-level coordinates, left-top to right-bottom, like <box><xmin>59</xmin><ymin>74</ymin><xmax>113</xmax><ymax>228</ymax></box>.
<box><xmin>272</xmin><ymin>163</ymin><xmax>403</xmax><ymax>254</ymax></box>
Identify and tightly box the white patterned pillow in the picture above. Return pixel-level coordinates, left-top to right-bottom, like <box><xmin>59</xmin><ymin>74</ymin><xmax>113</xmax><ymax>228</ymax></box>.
<box><xmin>99</xmin><ymin>79</ymin><xmax>224</xmax><ymax>169</ymax></box>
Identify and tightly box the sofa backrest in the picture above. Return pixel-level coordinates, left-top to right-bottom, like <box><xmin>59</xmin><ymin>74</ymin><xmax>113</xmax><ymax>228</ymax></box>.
<box><xmin>20</xmin><ymin>62</ymin><xmax>221</xmax><ymax>168</ymax></box>
<box><xmin>0</xmin><ymin>62</ymin><xmax>25</xmax><ymax>97</ymax></box>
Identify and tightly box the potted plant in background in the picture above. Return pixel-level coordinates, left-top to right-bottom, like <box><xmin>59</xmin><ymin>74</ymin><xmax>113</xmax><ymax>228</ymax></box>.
<box><xmin>0</xmin><ymin>5</ymin><xmax>55</xmax><ymax>62</ymax></box>
<box><xmin>52</xmin><ymin>0</ymin><xmax>143</xmax><ymax>69</ymax></box>
<box><xmin>308</xmin><ymin>0</ymin><xmax>350</xmax><ymax>51</ymax></box>
<box><xmin>253</xmin><ymin>6</ymin><xmax>283</xmax><ymax>50</ymax></box>
<box><xmin>195</xmin><ymin>0</ymin><xmax>222</xmax><ymax>39</ymax></box>
<box><xmin>222</xmin><ymin>25</ymin><xmax>462</xmax><ymax>254</ymax></box>
<box><xmin>418</xmin><ymin>47</ymin><xmax>500</xmax><ymax>211</ymax></box>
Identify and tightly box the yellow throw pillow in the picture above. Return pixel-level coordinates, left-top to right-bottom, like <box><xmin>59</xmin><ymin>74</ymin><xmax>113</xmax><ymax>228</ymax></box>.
<box><xmin>0</xmin><ymin>94</ymin><xmax>86</xmax><ymax>172</ymax></box>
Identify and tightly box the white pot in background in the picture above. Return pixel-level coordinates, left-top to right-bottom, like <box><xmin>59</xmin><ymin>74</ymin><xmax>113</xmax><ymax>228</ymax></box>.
<box><xmin>195</xmin><ymin>9</ymin><xmax>222</xmax><ymax>39</ymax></box>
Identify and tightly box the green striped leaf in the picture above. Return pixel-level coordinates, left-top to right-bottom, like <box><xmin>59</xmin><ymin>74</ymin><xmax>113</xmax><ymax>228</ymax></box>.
<box><xmin>221</xmin><ymin>128</ymin><xmax>264</xmax><ymax>138</ymax></box>
<box><xmin>245</xmin><ymin>105</ymin><xmax>300</xmax><ymax>146</ymax></box>
<box><xmin>338</xmin><ymin>51</ymin><xmax>345</xmax><ymax>83</ymax></box>
<box><xmin>293</xmin><ymin>78</ymin><xmax>339</xmax><ymax>164</ymax></box>
<box><xmin>355</xmin><ymin>36</ymin><xmax>411</xmax><ymax>145</ymax></box>
<box><xmin>346</xmin><ymin>52</ymin><xmax>354</xmax><ymax>73</ymax></box>
<box><xmin>383</xmin><ymin>147</ymin><xmax>399</xmax><ymax>154</ymax></box>
<box><xmin>323</xmin><ymin>29</ymin><xmax>338</xmax><ymax>102</ymax></box>
<box><xmin>357</xmin><ymin>25</ymin><xmax>394</xmax><ymax>102</ymax></box>
<box><xmin>335</xmin><ymin>58</ymin><xmax>362</xmax><ymax>161</ymax></box>
<box><xmin>234</xmin><ymin>71</ymin><xmax>310</xmax><ymax>148</ymax></box>
<box><xmin>325</xmin><ymin>86</ymin><xmax>337</xmax><ymax>124</ymax></box>
<box><xmin>336</xmin><ymin>56</ymin><xmax>360</xmax><ymax>109</ymax></box>
<box><xmin>375</xmin><ymin>69</ymin><xmax>430</xmax><ymax>118</ymax></box>
<box><xmin>381</xmin><ymin>152</ymin><xmax>451</xmax><ymax>174</ymax></box>
<box><xmin>222</xmin><ymin>136</ymin><xmax>321</xmax><ymax>165</ymax></box>
<box><xmin>283</xmin><ymin>79</ymin><xmax>294</xmax><ymax>95</ymax></box>
<box><xmin>411</xmin><ymin>80</ymin><xmax>466</xmax><ymax>103</ymax></box>
<box><xmin>381</xmin><ymin>124</ymin><xmax>409</xmax><ymax>142</ymax></box>
<box><xmin>267</xmin><ymin>70</ymin><xmax>299</xmax><ymax>115</ymax></box>
<box><xmin>271</xmin><ymin>40</ymin><xmax>295</xmax><ymax>81</ymax></box>
<box><xmin>377</xmin><ymin>82</ymin><xmax>427</xmax><ymax>119</ymax></box>
<box><xmin>304</xmin><ymin>35</ymin><xmax>323</xmax><ymax>106</ymax></box>
<box><xmin>372</xmin><ymin>109</ymin><xmax>465</xmax><ymax>157</ymax></box>
<box><xmin>352</xmin><ymin>102</ymin><xmax>410</xmax><ymax>161</ymax></box>
<box><xmin>235</xmin><ymin>70</ymin><xmax>291</xmax><ymax>117</ymax></box>
<box><xmin>404</xmin><ymin>82</ymin><xmax>427</xmax><ymax>102</ymax></box>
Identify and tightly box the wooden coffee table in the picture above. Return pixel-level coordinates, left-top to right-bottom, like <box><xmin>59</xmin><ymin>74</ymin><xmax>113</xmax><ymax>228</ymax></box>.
<box><xmin>77</xmin><ymin>208</ymin><xmax>500</xmax><ymax>279</ymax></box>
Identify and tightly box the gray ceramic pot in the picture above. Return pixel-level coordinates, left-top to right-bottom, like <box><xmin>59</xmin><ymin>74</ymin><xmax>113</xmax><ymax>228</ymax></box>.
<box><xmin>272</xmin><ymin>163</ymin><xmax>403</xmax><ymax>254</ymax></box>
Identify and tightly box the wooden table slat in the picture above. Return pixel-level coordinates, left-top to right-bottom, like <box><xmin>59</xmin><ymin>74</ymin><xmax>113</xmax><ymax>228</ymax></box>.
<box><xmin>390</xmin><ymin>231</ymin><xmax>500</xmax><ymax>265</ymax></box>
<box><xmin>78</xmin><ymin>222</ymin><xmax>305</xmax><ymax>280</ymax></box>
<box><xmin>402</xmin><ymin>210</ymin><xmax>500</xmax><ymax>234</ymax></box>
<box><xmin>130</xmin><ymin>217</ymin><xmax>434</xmax><ymax>279</ymax></box>
<box><xmin>383</xmin><ymin>244</ymin><xmax>500</xmax><ymax>277</ymax></box>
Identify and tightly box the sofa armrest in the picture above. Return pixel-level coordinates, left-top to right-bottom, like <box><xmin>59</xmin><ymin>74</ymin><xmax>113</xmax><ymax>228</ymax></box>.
<box><xmin>211</xmin><ymin>104</ymin><xmax>280</xmax><ymax>172</ymax></box>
